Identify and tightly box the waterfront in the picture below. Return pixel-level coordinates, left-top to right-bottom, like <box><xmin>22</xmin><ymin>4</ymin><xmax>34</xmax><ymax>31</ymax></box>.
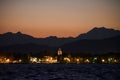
<box><xmin>0</xmin><ymin>64</ymin><xmax>119</xmax><ymax>80</ymax></box>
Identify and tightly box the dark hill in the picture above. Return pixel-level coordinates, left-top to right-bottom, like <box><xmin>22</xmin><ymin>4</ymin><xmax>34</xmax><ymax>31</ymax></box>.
<box><xmin>0</xmin><ymin>27</ymin><xmax>120</xmax><ymax>54</ymax></box>
<box><xmin>0</xmin><ymin>43</ymin><xmax>52</xmax><ymax>54</ymax></box>
<box><xmin>0</xmin><ymin>32</ymin><xmax>35</xmax><ymax>45</ymax></box>
<box><xmin>61</xmin><ymin>35</ymin><xmax>120</xmax><ymax>54</ymax></box>
<box><xmin>0</xmin><ymin>27</ymin><xmax>120</xmax><ymax>47</ymax></box>
<box><xmin>77</xmin><ymin>27</ymin><xmax>120</xmax><ymax>39</ymax></box>
<box><xmin>0</xmin><ymin>35</ymin><xmax>120</xmax><ymax>54</ymax></box>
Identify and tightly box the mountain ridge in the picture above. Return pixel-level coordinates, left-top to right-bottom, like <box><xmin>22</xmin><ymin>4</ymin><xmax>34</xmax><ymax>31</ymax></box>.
<box><xmin>61</xmin><ymin>35</ymin><xmax>120</xmax><ymax>54</ymax></box>
<box><xmin>77</xmin><ymin>27</ymin><xmax>120</xmax><ymax>39</ymax></box>
<box><xmin>0</xmin><ymin>34</ymin><xmax>120</xmax><ymax>54</ymax></box>
<box><xmin>0</xmin><ymin>27</ymin><xmax>120</xmax><ymax>47</ymax></box>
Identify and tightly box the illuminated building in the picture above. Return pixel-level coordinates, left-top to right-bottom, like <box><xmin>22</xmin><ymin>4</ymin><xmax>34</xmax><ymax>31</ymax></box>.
<box><xmin>92</xmin><ymin>57</ymin><xmax>98</xmax><ymax>63</ymax></box>
<box><xmin>6</xmin><ymin>59</ymin><xmax>10</xmax><ymax>63</ymax></box>
<box><xmin>30</xmin><ymin>57</ymin><xmax>38</xmax><ymax>63</ymax></box>
<box><xmin>63</xmin><ymin>57</ymin><xmax>70</xmax><ymax>63</ymax></box>
<box><xmin>114</xmin><ymin>59</ymin><xmax>117</xmax><ymax>63</ymax></box>
<box><xmin>84</xmin><ymin>59</ymin><xmax>90</xmax><ymax>63</ymax></box>
<box><xmin>57</xmin><ymin>48</ymin><xmax>63</xmax><ymax>63</ymax></box>
<box><xmin>58</xmin><ymin>48</ymin><xmax>62</xmax><ymax>56</ymax></box>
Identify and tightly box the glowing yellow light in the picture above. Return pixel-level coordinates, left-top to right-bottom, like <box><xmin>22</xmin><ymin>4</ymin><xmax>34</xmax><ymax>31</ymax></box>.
<box><xmin>50</xmin><ymin>57</ymin><xmax>52</xmax><ymax>60</ymax></box>
<box><xmin>114</xmin><ymin>59</ymin><xmax>117</xmax><ymax>63</ymax></box>
<box><xmin>19</xmin><ymin>59</ymin><xmax>22</xmax><ymax>62</ymax></box>
<box><xmin>64</xmin><ymin>57</ymin><xmax>70</xmax><ymax>62</ymax></box>
<box><xmin>85</xmin><ymin>59</ymin><xmax>90</xmax><ymax>63</ymax></box>
<box><xmin>102</xmin><ymin>59</ymin><xmax>105</xmax><ymax>63</ymax></box>
<box><xmin>13</xmin><ymin>60</ymin><xmax>18</xmax><ymax>63</ymax></box>
<box><xmin>38</xmin><ymin>59</ymin><xmax>41</xmax><ymax>62</ymax></box>
<box><xmin>33</xmin><ymin>58</ymin><xmax>37</xmax><ymax>62</ymax></box>
<box><xmin>46</xmin><ymin>59</ymin><xmax>49</xmax><ymax>62</ymax></box>
<box><xmin>30</xmin><ymin>57</ymin><xmax>38</xmax><ymax>63</ymax></box>
<box><xmin>76</xmin><ymin>59</ymin><xmax>79</xmax><ymax>62</ymax></box>
<box><xmin>108</xmin><ymin>58</ymin><xmax>112</xmax><ymax>62</ymax></box>
<box><xmin>6</xmin><ymin>59</ymin><xmax>10</xmax><ymax>63</ymax></box>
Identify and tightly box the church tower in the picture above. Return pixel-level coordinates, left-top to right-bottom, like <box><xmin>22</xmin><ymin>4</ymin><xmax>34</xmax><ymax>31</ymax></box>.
<box><xmin>57</xmin><ymin>48</ymin><xmax>63</xmax><ymax>63</ymax></box>
<box><xmin>58</xmin><ymin>48</ymin><xmax>62</xmax><ymax>56</ymax></box>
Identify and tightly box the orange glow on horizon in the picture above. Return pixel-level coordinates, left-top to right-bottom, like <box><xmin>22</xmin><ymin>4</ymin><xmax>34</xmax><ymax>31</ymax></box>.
<box><xmin>0</xmin><ymin>0</ymin><xmax>120</xmax><ymax>38</ymax></box>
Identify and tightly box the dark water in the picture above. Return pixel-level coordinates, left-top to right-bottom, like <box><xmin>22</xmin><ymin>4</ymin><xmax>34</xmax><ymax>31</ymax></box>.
<box><xmin>0</xmin><ymin>64</ymin><xmax>120</xmax><ymax>80</ymax></box>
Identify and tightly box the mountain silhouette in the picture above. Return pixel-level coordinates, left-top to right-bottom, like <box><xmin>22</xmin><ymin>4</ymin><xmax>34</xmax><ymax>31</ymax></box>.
<box><xmin>61</xmin><ymin>35</ymin><xmax>120</xmax><ymax>54</ymax></box>
<box><xmin>77</xmin><ymin>27</ymin><xmax>120</xmax><ymax>39</ymax></box>
<box><xmin>0</xmin><ymin>35</ymin><xmax>119</xmax><ymax>54</ymax></box>
<box><xmin>0</xmin><ymin>31</ymin><xmax>34</xmax><ymax>45</ymax></box>
<box><xmin>0</xmin><ymin>27</ymin><xmax>120</xmax><ymax>54</ymax></box>
<box><xmin>0</xmin><ymin>27</ymin><xmax>120</xmax><ymax>47</ymax></box>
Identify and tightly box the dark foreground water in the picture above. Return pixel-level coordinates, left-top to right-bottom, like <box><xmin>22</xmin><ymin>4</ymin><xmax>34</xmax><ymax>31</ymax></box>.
<box><xmin>0</xmin><ymin>64</ymin><xmax>120</xmax><ymax>80</ymax></box>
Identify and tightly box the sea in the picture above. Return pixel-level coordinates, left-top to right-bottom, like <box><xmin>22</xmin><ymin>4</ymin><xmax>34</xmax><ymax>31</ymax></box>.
<box><xmin>0</xmin><ymin>64</ymin><xmax>120</xmax><ymax>80</ymax></box>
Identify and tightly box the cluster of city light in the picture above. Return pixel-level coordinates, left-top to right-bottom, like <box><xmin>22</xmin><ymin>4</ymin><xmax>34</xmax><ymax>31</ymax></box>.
<box><xmin>0</xmin><ymin>56</ymin><xmax>119</xmax><ymax>64</ymax></box>
<box><xmin>0</xmin><ymin>57</ymin><xmax>11</xmax><ymax>63</ymax></box>
<box><xmin>63</xmin><ymin>57</ymin><xmax>71</xmax><ymax>63</ymax></box>
<box><xmin>0</xmin><ymin>56</ymin><xmax>22</xmax><ymax>63</ymax></box>
<box><xmin>0</xmin><ymin>48</ymin><xmax>119</xmax><ymax>64</ymax></box>
<box><xmin>57</xmin><ymin>56</ymin><xmax>119</xmax><ymax>64</ymax></box>
<box><xmin>30</xmin><ymin>56</ymin><xmax>57</xmax><ymax>63</ymax></box>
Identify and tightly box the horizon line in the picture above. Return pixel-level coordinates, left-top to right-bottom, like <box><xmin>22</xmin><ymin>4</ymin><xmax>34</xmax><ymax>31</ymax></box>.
<box><xmin>0</xmin><ymin>26</ymin><xmax>120</xmax><ymax>38</ymax></box>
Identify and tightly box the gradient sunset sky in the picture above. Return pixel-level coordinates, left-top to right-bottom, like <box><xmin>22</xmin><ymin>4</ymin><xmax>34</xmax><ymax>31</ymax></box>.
<box><xmin>0</xmin><ymin>0</ymin><xmax>120</xmax><ymax>38</ymax></box>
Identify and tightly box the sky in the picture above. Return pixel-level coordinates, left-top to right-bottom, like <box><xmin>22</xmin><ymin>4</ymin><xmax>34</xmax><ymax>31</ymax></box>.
<box><xmin>0</xmin><ymin>0</ymin><xmax>120</xmax><ymax>38</ymax></box>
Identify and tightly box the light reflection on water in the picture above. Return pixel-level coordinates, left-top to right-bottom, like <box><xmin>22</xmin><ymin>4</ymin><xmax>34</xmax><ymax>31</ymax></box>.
<box><xmin>0</xmin><ymin>64</ymin><xmax>119</xmax><ymax>80</ymax></box>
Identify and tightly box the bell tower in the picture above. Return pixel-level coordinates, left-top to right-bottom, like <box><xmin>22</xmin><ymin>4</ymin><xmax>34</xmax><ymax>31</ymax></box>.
<box><xmin>58</xmin><ymin>48</ymin><xmax>62</xmax><ymax>56</ymax></box>
<box><xmin>57</xmin><ymin>48</ymin><xmax>63</xmax><ymax>63</ymax></box>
